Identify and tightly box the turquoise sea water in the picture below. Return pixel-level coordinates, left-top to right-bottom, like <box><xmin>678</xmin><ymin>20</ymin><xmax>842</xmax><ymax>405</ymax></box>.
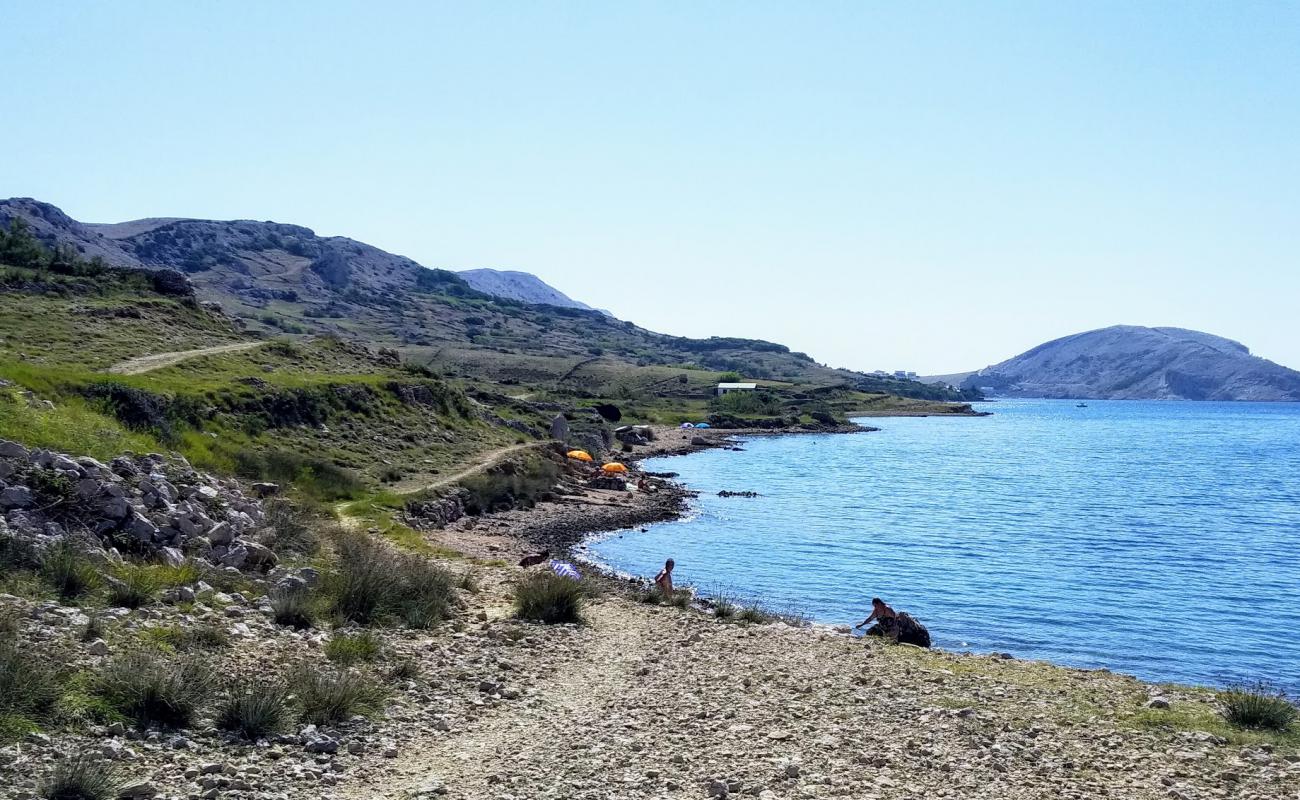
<box><xmin>585</xmin><ymin>400</ymin><xmax>1300</xmax><ymax>690</ymax></box>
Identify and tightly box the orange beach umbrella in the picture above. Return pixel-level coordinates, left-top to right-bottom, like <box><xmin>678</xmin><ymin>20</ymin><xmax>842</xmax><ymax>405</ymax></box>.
<box><xmin>602</xmin><ymin>462</ymin><xmax>628</xmax><ymax>474</ymax></box>
<box><xmin>566</xmin><ymin>450</ymin><xmax>594</xmax><ymax>462</ymax></box>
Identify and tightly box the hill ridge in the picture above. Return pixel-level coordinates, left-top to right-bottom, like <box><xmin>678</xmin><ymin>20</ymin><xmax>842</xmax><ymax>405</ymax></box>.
<box><xmin>960</xmin><ymin>324</ymin><xmax>1300</xmax><ymax>401</ymax></box>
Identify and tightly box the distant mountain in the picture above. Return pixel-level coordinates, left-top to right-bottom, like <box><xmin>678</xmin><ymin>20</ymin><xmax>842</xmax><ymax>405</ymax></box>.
<box><xmin>961</xmin><ymin>325</ymin><xmax>1300</xmax><ymax>401</ymax></box>
<box><xmin>458</xmin><ymin>268</ymin><xmax>604</xmax><ymax>313</ymax></box>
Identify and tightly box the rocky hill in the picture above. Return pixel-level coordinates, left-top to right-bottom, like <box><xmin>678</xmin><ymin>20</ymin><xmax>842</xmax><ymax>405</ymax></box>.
<box><xmin>962</xmin><ymin>325</ymin><xmax>1300</xmax><ymax>401</ymax></box>
<box><xmin>0</xmin><ymin>198</ymin><xmax>977</xmax><ymax>402</ymax></box>
<box><xmin>457</xmin><ymin>268</ymin><xmax>602</xmax><ymax>313</ymax></box>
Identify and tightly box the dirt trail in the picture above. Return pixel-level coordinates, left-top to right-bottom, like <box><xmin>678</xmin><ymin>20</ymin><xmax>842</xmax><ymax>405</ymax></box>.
<box><xmin>339</xmin><ymin>600</ymin><xmax>661</xmax><ymax>799</ymax></box>
<box><xmin>105</xmin><ymin>341</ymin><xmax>264</xmax><ymax>374</ymax></box>
<box><xmin>392</xmin><ymin>441</ymin><xmax>548</xmax><ymax>496</ymax></box>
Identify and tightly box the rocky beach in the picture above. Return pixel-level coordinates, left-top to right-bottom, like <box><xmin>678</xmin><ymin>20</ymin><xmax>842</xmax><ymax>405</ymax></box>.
<box><xmin>2</xmin><ymin>424</ymin><xmax>1297</xmax><ymax>800</ymax></box>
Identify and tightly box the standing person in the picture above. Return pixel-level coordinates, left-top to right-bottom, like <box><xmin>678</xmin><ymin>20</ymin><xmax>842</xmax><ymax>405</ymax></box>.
<box><xmin>654</xmin><ymin>558</ymin><xmax>675</xmax><ymax>597</ymax></box>
<box><xmin>854</xmin><ymin>597</ymin><xmax>897</xmax><ymax>631</ymax></box>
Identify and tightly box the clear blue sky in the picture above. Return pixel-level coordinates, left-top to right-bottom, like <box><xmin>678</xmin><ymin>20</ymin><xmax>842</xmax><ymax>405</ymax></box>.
<box><xmin>2</xmin><ymin>1</ymin><xmax>1297</xmax><ymax>374</ymax></box>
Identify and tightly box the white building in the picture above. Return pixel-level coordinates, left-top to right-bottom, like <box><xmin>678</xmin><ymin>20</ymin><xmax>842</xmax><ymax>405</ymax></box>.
<box><xmin>716</xmin><ymin>382</ymin><xmax>758</xmax><ymax>397</ymax></box>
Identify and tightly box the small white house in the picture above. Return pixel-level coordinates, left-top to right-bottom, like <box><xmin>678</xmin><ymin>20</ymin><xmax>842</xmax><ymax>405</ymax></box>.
<box><xmin>716</xmin><ymin>382</ymin><xmax>757</xmax><ymax>397</ymax></box>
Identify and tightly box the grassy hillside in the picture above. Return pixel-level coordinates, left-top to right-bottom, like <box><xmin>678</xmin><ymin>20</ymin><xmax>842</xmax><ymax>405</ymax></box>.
<box><xmin>1</xmin><ymin>199</ymin><xmax>981</xmax><ymax>404</ymax></box>
<box><xmin>0</xmin><ymin>214</ymin><xmax>978</xmax><ymax>516</ymax></box>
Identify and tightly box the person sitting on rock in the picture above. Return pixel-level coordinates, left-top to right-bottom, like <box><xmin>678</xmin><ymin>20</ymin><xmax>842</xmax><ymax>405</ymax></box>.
<box><xmin>654</xmin><ymin>558</ymin><xmax>675</xmax><ymax>597</ymax></box>
<box><xmin>518</xmin><ymin>549</ymin><xmax>550</xmax><ymax>568</ymax></box>
<box><xmin>854</xmin><ymin>597</ymin><xmax>897</xmax><ymax>633</ymax></box>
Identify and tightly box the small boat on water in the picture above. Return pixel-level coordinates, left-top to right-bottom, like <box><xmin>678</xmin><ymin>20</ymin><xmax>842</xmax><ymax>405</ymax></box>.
<box><xmin>1076</xmin><ymin>402</ymin><xmax>1088</xmax><ymax>408</ymax></box>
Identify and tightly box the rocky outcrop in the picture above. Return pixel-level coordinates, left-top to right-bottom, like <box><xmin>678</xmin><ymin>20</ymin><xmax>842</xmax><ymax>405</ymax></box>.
<box><xmin>962</xmin><ymin>325</ymin><xmax>1300</xmax><ymax>401</ymax></box>
<box><xmin>866</xmin><ymin>613</ymin><xmax>932</xmax><ymax>648</ymax></box>
<box><xmin>0</xmin><ymin>440</ymin><xmax>277</xmax><ymax>571</ymax></box>
<box><xmin>457</xmin><ymin>268</ymin><xmax>604</xmax><ymax>313</ymax></box>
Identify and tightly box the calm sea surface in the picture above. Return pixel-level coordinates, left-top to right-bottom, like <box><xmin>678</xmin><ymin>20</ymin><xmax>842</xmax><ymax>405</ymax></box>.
<box><xmin>585</xmin><ymin>400</ymin><xmax>1300</xmax><ymax>689</ymax></box>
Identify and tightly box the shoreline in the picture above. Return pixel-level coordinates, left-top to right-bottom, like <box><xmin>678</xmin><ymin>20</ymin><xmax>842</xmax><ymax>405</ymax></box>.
<box><xmin>427</xmin><ymin>417</ymin><xmax>1279</xmax><ymax>700</ymax></box>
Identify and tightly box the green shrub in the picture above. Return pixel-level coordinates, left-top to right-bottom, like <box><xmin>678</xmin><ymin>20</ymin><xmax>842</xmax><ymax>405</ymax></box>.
<box><xmin>270</xmin><ymin>588</ymin><xmax>314</xmax><ymax>630</ymax></box>
<box><xmin>459</xmin><ymin>454</ymin><xmax>559</xmax><ymax>515</ymax></box>
<box><xmin>233</xmin><ymin>448</ymin><xmax>363</xmax><ymax>501</ymax></box>
<box><xmin>138</xmin><ymin>622</ymin><xmax>230</xmax><ymax>654</ymax></box>
<box><xmin>0</xmin><ymin>638</ymin><xmax>64</xmax><ymax>739</ymax></box>
<box><xmin>736</xmin><ymin>605</ymin><xmax>769</xmax><ymax>624</ymax></box>
<box><xmin>325</xmin><ymin>631</ymin><xmax>382</xmax><ymax>666</ymax></box>
<box><xmin>27</xmin><ymin>469</ymin><xmax>79</xmax><ymax>509</ymax></box>
<box><xmin>261</xmin><ymin>499</ymin><xmax>319</xmax><ymax>556</ymax></box>
<box><xmin>385</xmin><ymin>659</ymin><xmax>420</xmax><ymax>682</ymax></box>
<box><xmin>39</xmin><ymin>753</ymin><xmax>123</xmax><ymax>800</ymax></box>
<box><xmin>710</xmin><ymin>589</ymin><xmax>736</xmax><ymax>620</ymax></box>
<box><xmin>291</xmin><ymin>666</ymin><xmax>385</xmax><ymax>726</ymax></box>
<box><xmin>513</xmin><ymin>572</ymin><xmax>584</xmax><ymax>624</ymax></box>
<box><xmin>1219</xmin><ymin>683</ymin><xmax>1297</xmax><ymax>731</ymax></box>
<box><xmin>178</xmin><ymin>624</ymin><xmax>230</xmax><ymax>651</ymax></box>
<box><xmin>667</xmin><ymin>590</ymin><xmax>691</xmax><ymax>609</ymax></box>
<box><xmin>95</xmin><ymin>650</ymin><xmax>214</xmax><ymax>728</ymax></box>
<box><xmin>455</xmin><ymin>569</ymin><xmax>480</xmax><ymax>593</ymax></box>
<box><xmin>215</xmin><ymin>675</ymin><xmax>292</xmax><ymax>740</ymax></box>
<box><xmin>327</xmin><ymin>532</ymin><xmax>455</xmax><ymax>628</ymax></box>
<box><xmin>0</xmin><ymin>604</ymin><xmax>21</xmax><ymax>637</ymax></box>
<box><xmin>79</xmin><ymin>614</ymin><xmax>105</xmax><ymax>643</ymax></box>
<box><xmin>106</xmin><ymin>566</ymin><xmax>160</xmax><ymax>609</ymax></box>
<box><xmin>41</xmin><ymin>541</ymin><xmax>100</xmax><ymax>599</ymax></box>
<box><xmin>637</xmin><ymin>587</ymin><xmax>663</xmax><ymax>605</ymax></box>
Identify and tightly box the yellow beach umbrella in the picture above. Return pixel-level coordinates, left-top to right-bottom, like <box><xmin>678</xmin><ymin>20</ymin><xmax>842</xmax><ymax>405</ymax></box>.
<box><xmin>566</xmin><ymin>450</ymin><xmax>593</xmax><ymax>462</ymax></box>
<box><xmin>602</xmin><ymin>462</ymin><xmax>628</xmax><ymax>474</ymax></box>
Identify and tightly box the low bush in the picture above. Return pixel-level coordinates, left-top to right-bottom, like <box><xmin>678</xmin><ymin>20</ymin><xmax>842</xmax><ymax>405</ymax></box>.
<box><xmin>178</xmin><ymin>624</ymin><xmax>231</xmax><ymax>651</ymax></box>
<box><xmin>0</xmin><ymin>604</ymin><xmax>21</xmax><ymax>637</ymax></box>
<box><xmin>260</xmin><ymin>499</ymin><xmax>319</xmax><ymax>556</ymax></box>
<box><xmin>513</xmin><ymin>572</ymin><xmax>584</xmax><ymax>624</ymax></box>
<box><xmin>327</xmin><ymin>532</ymin><xmax>455</xmax><ymax>628</ymax></box>
<box><xmin>710</xmin><ymin>589</ymin><xmax>736</xmax><ymax>620</ymax></box>
<box><xmin>1219</xmin><ymin>683</ymin><xmax>1297</xmax><ymax>731</ymax></box>
<box><xmin>385</xmin><ymin>659</ymin><xmax>420</xmax><ymax>682</ymax></box>
<box><xmin>736</xmin><ymin>604</ymin><xmax>769</xmax><ymax>624</ymax></box>
<box><xmin>291</xmin><ymin>666</ymin><xmax>385</xmax><ymax>726</ymax></box>
<box><xmin>637</xmin><ymin>587</ymin><xmax>663</xmax><ymax>605</ymax></box>
<box><xmin>39</xmin><ymin>753</ymin><xmax>122</xmax><ymax>800</ymax></box>
<box><xmin>140</xmin><ymin>623</ymin><xmax>230</xmax><ymax>653</ymax></box>
<box><xmin>95</xmin><ymin>650</ymin><xmax>215</xmax><ymax>728</ymax></box>
<box><xmin>455</xmin><ymin>569</ymin><xmax>480</xmax><ymax>593</ymax></box>
<box><xmin>106</xmin><ymin>566</ymin><xmax>160</xmax><ymax>609</ymax></box>
<box><xmin>41</xmin><ymin>541</ymin><xmax>100</xmax><ymax>599</ymax></box>
<box><xmin>215</xmin><ymin>675</ymin><xmax>292</xmax><ymax>740</ymax></box>
<box><xmin>325</xmin><ymin>631</ymin><xmax>382</xmax><ymax>666</ymax></box>
<box><xmin>0</xmin><ymin>637</ymin><xmax>64</xmax><ymax>740</ymax></box>
<box><xmin>78</xmin><ymin>615</ymin><xmax>105</xmax><ymax>643</ymax></box>
<box><xmin>269</xmin><ymin>587</ymin><xmax>314</xmax><ymax>630</ymax></box>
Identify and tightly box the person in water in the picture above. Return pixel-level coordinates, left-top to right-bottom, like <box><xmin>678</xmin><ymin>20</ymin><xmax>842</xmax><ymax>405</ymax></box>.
<box><xmin>654</xmin><ymin>558</ymin><xmax>675</xmax><ymax>597</ymax></box>
<box><xmin>854</xmin><ymin>597</ymin><xmax>897</xmax><ymax>631</ymax></box>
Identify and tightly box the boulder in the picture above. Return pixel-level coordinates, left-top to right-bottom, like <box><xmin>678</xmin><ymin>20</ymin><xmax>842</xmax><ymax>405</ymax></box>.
<box><xmin>158</xmin><ymin>547</ymin><xmax>185</xmax><ymax>567</ymax></box>
<box><xmin>0</xmin><ymin>440</ymin><xmax>29</xmax><ymax>459</ymax></box>
<box><xmin>241</xmin><ymin>541</ymin><xmax>278</xmax><ymax>570</ymax></box>
<box><xmin>0</xmin><ymin>486</ymin><xmax>34</xmax><ymax>509</ymax></box>
<box><xmin>865</xmin><ymin>613</ymin><xmax>931</xmax><ymax>648</ymax></box>
<box><xmin>127</xmin><ymin>512</ymin><xmax>159</xmax><ymax>542</ymax></box>
<box><xmin>207</xmin><ymin>521</ymin><xmax>234</xmax><ymax>545</ymax></box>
<box><xmin>550</xmin><ymin>414</ymin><xmax>569</xmax><ymax>442</ymax></box>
